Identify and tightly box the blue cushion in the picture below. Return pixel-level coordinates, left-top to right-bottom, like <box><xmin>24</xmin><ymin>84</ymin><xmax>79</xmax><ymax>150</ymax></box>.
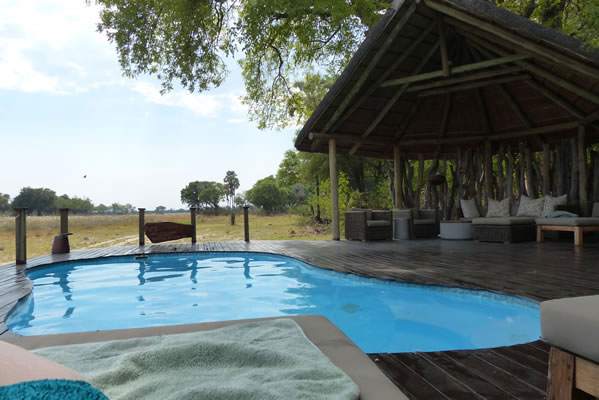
<box><xmin>548</xmin><ymin>210</ymin><xmax>578</xmax><ymax>218</ymax></box>
<box><xmin>0</xmin><ymin>379</ymin><xmax>107</xmax><ymax>400</ymax></box>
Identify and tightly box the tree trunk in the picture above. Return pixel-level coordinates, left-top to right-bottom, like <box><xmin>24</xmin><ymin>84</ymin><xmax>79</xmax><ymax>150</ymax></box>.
<box><xmin>315</xmin><ymin>176</ymin><xmax>321</xmax><ymax>222</ymax></box>
<box><xmin>415</xmin><ymin>154</ymin><xmax>425</xmax><ymax>209</ymax></box>
<box><xmin>506</xmin><ymin>145</ymin><xmax>515</xmax><ymax>207</ymax></box>
<box><xmin>569</xmin><ymin>137</ymin><xmax>579</xmax><ymax>203</ymax></box>
<box><xmin>523</xmin><ymin>144</ymin><xmax>537</xmax><ymax>198</ymax></box>
<box><xmin>593</xmin><ymin>151</ymin><xmax>599</xmax><ymax>203</ymax></box>
<box><xmin>497</xmin><ymin>144</ymin><xmax>505</xmax><ymax>200</ymax></box>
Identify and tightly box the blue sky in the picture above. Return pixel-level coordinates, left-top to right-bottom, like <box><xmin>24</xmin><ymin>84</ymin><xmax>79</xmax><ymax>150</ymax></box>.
<box><xmin>0</xmin><ymin>1</ymin><xmax>297</xmax><ymax>210</ymax></box>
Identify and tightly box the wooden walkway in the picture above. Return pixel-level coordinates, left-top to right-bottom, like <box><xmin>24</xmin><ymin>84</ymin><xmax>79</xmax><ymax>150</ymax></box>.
<box><xmin>1</xmin><ymin>239</ymin><xmax>599</xmax><ymax>399</ymax></box>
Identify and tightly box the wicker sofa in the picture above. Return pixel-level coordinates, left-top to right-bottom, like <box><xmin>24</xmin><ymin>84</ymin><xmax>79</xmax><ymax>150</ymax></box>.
<box><xmin>344</xmin><ymin>209</ymin><xmax>393</xmax><ymax>241</ymax></box>
<box><xmin>392</xmin><ymin>208</ymin><xmax>439</xmax><ymax>239</ymax></box>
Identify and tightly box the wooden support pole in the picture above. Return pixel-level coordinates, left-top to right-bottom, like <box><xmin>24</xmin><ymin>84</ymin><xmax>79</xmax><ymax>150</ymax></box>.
<box><xmin>570</xmin><ymin>138</ymin><xmax>580</xmax><ymax>204</ymax></box>
<box><xmin>578</xmin><ymin>125</ymin><xmax>588</xmax><ymax>216</ymax></box>
<box><xmin>138</xmin><ymin>208</ymin><xmax>145</xmax><ymax>246</ymax></box>
<box><xmin>393</xmin><ymin>145</ymin><xmax>402</xmax><ymax>208</ymax></box>
<box><xmin>243</xmin><ymin>206</ymin><xmax>250</xmax><ymax>242</ymax></box>
<box><xmin>329</xmin><ymin>139</ymin><xmax>340</xmax><ymax>240</ymax></box>
<box><xmin>59</xmin><ymin>208</ymin><xmax>69</xmax><ymax>235</ymax></box>
<box><xmin>543</xmin><ymin>143</ymin><xmax>551</xmax><ymax>196</ymax></box>
<box><xmin>438</xmin><ymin>18</ymin><xmax>450</xmax><ymax>77</ymax></box>
<box><xmin>190</xmin><ymin>207</ymin><xmax>197</xmax><ymax>244</ymax></box>
<box><xmin>14</xmin><ymin>208</ymin><xmax>27</xmax><ymax>265</ymax></box>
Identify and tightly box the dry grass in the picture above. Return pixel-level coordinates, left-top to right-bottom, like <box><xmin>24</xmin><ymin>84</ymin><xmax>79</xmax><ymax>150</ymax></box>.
<box><xmin>0</xmin><ymin>213</ymin><xmax>331</xmax><ymax>265</ymax></box>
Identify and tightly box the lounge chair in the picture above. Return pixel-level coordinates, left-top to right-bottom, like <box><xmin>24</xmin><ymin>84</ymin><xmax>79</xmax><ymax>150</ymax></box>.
<box><xmin>344</xmin><ymin>209</ymin><xmax>393</xmax><ymax>241</ymax></box>
<box><xmin>392</xmin><ymin>208</ymin><xmax>439</xmax><ymax>239</ymax></box>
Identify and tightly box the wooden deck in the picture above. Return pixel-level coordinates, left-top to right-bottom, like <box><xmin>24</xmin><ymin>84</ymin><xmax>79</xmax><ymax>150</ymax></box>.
<box><xmin>1</xmin><ymin>238</ymin><xmax>599</xmax><ymax>399</ymax></box>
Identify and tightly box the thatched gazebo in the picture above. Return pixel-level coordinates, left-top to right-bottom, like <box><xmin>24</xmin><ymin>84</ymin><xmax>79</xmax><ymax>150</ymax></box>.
<box><xmin>295</xmin><ymin>0</ymin><xmax>599</xmax><ymax>239</ymax></box>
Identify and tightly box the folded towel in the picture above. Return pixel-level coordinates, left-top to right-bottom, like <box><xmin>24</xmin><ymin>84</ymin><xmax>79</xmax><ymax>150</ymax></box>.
<box><xmin>0</xmin><ymin>379</ymin><xmax>107</xmax><ymax>399</ymax></box>
<box><xmin>34</xmin><ymin>319</ymin><xmax>359</xmax><ymax>400</ymax></box>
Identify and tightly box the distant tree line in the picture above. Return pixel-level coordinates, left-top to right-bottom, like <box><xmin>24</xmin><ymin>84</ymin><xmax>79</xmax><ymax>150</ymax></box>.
<box><xmin>0</xmin><ymin>187</ymin><xmax>140</xmax><ymax>216</ymax></box>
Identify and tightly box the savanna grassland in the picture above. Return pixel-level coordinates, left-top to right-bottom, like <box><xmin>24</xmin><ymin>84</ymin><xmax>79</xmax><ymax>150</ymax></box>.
<box><xmin>0</xmin><ymin>213</ymin><xmax>331</xmax><ymax>265</ymax></box>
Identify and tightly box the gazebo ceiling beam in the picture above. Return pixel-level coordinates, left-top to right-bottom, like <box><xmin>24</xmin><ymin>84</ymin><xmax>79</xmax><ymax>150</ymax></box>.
<box><xmin>393</xmin><ymin>98</ymin><xmax>422</xmax><ymax>141</ymax></box>
<box><xmin>311</xmin><ymin>19</ymin><xmax>435</xmax><ymax>152</ymax></box>
<box><xmin>381</xmin><ymin>54</ymin><xmax>529</xmax><ymax>87</ymax></box>
<box><xmin>458</xmin><ymin>27</ymin><xmax>599</xmax><ymax>105</ymax></box>
<box><xmin>467</xmin><ymin>42</ymin><xmax>533</xmax><ymax>130</ymax></box>
<box><xmin>440</xmin><ymin>93</ymin><xmax>452</xmax><ymax>136</ymax></box>
<box><xmin>310</xmin><ymin>121</ymin><xmax>581</xmax><ymax>150</ymax></box>
<box><xmin>348</xmin><ymin>40</ymin><xmax>441</xmax><ymax>155</ymax></box>
<box><xmin>524</xmin><ymin>79</ymin><xmax>585</xmax><ymax>119</ymax></box>
<box><xmin>425</xmin><ymin>0</ymin><xmax>599</xmax><ymax>80</ymax></box>
<box><xmin>324</xmin><ymin>23</ymin><xmax>437</xmax><ymax>137</ymax></box>
<box><xmin>416</xmin><ymin>74</ymin><xmax>531</xmax><ymax>96</ymax></box>
<box><xmin>310</xmin><ymin>0</ymin><xmax>421</xmax><ymax>151</ymax></box>
<box><xmin>406</xmin><ymin>65</ymin><xmax>522</xmax><ymax>92</ymax></box>
<box><xmin>438</xmin><ymin>16</ymin><xmax>451</xmax><ymax>76</ymax></box>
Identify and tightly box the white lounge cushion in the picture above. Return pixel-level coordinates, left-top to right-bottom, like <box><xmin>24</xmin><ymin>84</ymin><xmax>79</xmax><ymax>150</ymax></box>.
<box><xmin>486</xmin><ymin>198</ymin><xmax>510</xmax><ymax>217</ymax></box>
<box><xmin>472</xmin><ymin>217</ymin><xmax>535</xmax><ymax>225</ymax></box>
<box><xmin>542</xmin><ymin>194</ymin><xmax>568</xmax><ymax>217</ymax></box>
<box><xmin>541</xmin><ymin>295</ymin><xmax>599</xmax><ymax>363</ymax></box>
<box><xmin>517</xmin><ymin>195</ymin><xmax>545</xmax><ymax>217</ymax></box>
<box><xmin>535</xmin><ymin>217</ymin><xmax>599</xmax><ymax>226</ymax></box>
<box><xmin>460</xmin><ymin>199</ymin><xmax>480</xmax><ymax>219</ymax></box>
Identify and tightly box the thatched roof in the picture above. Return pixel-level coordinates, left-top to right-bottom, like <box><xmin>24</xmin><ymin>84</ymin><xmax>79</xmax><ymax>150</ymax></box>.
<box><xmin>295</xmin><ymin>0</ymin><xmax>599</xmax><ymax>160</ymax></box>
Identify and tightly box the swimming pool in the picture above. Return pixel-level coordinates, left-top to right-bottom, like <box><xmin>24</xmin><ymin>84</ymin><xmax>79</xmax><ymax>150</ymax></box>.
<box><xmin>6</xmin><ymin>252</ymin><xmax>540</xmax><ymax>353</ymax></box>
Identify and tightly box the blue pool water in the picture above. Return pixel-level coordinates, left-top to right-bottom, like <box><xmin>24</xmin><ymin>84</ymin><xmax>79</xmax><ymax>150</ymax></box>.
<box><xmin>6</xmin><ymin>253</ymin><xmax>540</xmax><ymax>353</ymax></box>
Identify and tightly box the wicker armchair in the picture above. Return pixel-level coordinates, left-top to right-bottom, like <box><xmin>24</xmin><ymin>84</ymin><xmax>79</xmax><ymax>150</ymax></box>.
<box><xmin>392</xmin><ymin>208</ymin><xmax>439</xmax><ymax>239</ymax></box>
<box><xmin>344</xmin><ymin>209</ymin><xmax>393</xmax><ymax>241</ymax></box>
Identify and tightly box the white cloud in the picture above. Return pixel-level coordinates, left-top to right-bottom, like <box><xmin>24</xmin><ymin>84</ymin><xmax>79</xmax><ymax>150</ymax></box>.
<box><xmin>0</xmin><ymin>0</ymin><xmax>117</xmax><ymax>94</ymax></box>
<box><xmin>132</xmin><ymin>82</ymin><xmax>246</xmax><ymax>119</ymax></box>
<box><xmin>227</xmin><ymin>118</ymin><xmax>246</xmax><ymax>124</ymax></box>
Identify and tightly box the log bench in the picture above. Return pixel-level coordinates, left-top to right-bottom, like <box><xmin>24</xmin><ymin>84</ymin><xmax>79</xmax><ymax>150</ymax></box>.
<box><xmin>536</xmin><ymin>218</ymin><xmax>599</xmax><ymax>246</ymax></box>
<box><xmin>541</xmin><ymin>296</ymin><xmax>599</xmax><ymax>399</ymax></box>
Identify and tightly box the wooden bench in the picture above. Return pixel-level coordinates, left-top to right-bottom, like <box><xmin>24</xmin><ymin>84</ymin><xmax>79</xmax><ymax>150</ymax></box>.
<box><xmin>535</xmin><ymin>218</ymin><xmax>599</xmax><ymax>246</ymax></box>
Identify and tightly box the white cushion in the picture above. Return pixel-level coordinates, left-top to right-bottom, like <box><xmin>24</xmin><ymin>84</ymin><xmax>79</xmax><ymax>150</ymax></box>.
<box><xmin>460</xmin><ymin>199</ymin><xmax>480</xmax><ymax>219</ymax></box>
<box><xmin>517</xmin><ymin>195</ymin><xmax>545</xmax><ymax>217</ymax></box>
<box><xmin>486</xmin><ymin>198</ymin><xmax>510</xmax><ymax>217</ymax></box>
<box><xmin>541</xmin><ymin>295</ymin><xmax>599</xmax><ymax>363</ymax></box>
<box><xmin>542</xmin><ymin>194</ymin><xmax>567</xmax><ymax>217</ymax></box>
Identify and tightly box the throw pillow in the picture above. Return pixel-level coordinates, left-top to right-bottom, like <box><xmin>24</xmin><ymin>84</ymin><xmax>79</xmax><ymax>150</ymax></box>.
<box><xmin>486</xmin><ymin>198</ymin><xmax>510</xmax><ymax>217</ymax></box>
<box><xmin>542</xmin><ymin>194</ymin><xmax>568</xmax><ymax>217</ymax></box>
<box><xmin>517</xmin><ymin>195</ymin><xmax>545</xmax><ymax>217</ymax></box>
<box><xmin>460</xmin><ymin>199</ymin><xmax>480</xmax><ymax>219</ymax></box>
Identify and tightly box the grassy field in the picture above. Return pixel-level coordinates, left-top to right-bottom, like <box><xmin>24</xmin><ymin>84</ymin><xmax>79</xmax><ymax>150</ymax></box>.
<box><xmin>0</xmin><ymin>213</ymin><xmax>331</xmax><ymax>265</ymax></box>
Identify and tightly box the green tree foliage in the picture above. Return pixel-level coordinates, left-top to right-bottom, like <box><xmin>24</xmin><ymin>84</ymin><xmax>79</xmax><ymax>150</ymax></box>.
<box><xmin>90</xmin><ymin>0</ymin><xmax>388</xmax><ymax>129</ymax></box>
<box><xmin>55</xmin><ymin>195</ymin><xmax>95</xmax><ymax>214</ymax></box>
<box><xmin>276</xmin><ymin>150</ymin><xmax>301</xmax><ymax>187</ymax></box>
<box><xmin>494</xmin><ymin>0</ymin><xmax>599</xmax><ymax>48</ymax></box>
<box><xmin>246</xmin><ymin>176</ymin><xmax>288</xmax><ymax>214</ymax></box>
<box><xmin>95</xmin><ymin>204</ymin><xmax>109</xmax><ymax>214</ymax></box>
<box><xmin>223</xmin><ymin>170</ymin><xmax>240</xmax><ymax>209</ymax></box>
<box><xmin>180</xmin><ymin>181</ymin><xmax>226</xmax><ymax>214</ymax></box>
<box><xmin>0</xmin><ymin>193</ymin><xmax>10</xmax><ymax>213</ymax></box>
<box><xmin>12</xmin><ymin>187</ymin><xmax>57</xmax><ymax>216</ymax></box>
<box><xmin>155</xmin><ymin>206</ymin><xmax>167</xmax><ymax>213</ymax></box>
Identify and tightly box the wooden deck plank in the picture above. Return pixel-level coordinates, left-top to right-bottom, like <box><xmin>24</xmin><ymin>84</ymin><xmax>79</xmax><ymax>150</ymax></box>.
<box><xmin>1</xmin><ymin>239</ymin><xmax>598</xmax><ymax>399</ymax></box>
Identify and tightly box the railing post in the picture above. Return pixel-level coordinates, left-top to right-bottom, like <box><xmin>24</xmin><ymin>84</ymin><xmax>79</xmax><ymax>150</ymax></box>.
<box><xmin>138</xmin><ymin>208</ymin><xmax>145</xmax><ymax>246</ymax></box>
<box><xmin>243</xmin><ymin>205</ymin><xmax>250</xmax><ymax>242</ymax></box>
<box><xmin>59</xmin><ymin>208</ymin><xmax>69</xmax><ymax>234</ymax></box>
<box><xmin>14</xmin><ymin>208</ymin><xmax>27</xmax><ymax>265</ymax></box>
<box><xmin>190</xmin><ymin>207</ymin><xmax>197</xmax><ymax>244</ymax></box>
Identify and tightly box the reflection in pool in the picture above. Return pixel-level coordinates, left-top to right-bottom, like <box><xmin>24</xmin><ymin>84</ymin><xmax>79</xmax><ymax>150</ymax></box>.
<box><xmin>6</xmin><ymin>253</ymin><xmax>540</xmax><ymax>353</ymax></box>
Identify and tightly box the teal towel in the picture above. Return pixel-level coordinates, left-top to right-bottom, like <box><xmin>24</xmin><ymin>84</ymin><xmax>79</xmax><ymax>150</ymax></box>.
<box><xmin>548</xmin><ymin>210</ymin><xmax>579</xmax><ymax>218</ymax></box>
<box><xmin>33</xmin><ymin>319</ymin><xmax>360</xmax><ymax>400</ymax></box>
<box><xmin>0</xmin><ymin>379</ymin><xmax>107</xmax><ymax>400</ymax></box>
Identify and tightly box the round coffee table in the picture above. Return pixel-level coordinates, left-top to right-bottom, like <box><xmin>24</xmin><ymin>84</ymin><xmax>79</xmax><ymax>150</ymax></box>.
<box><xmin>440</xmin><ymin>221</ymin><xmax>473</xmax><ymax>240</ymax></box>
